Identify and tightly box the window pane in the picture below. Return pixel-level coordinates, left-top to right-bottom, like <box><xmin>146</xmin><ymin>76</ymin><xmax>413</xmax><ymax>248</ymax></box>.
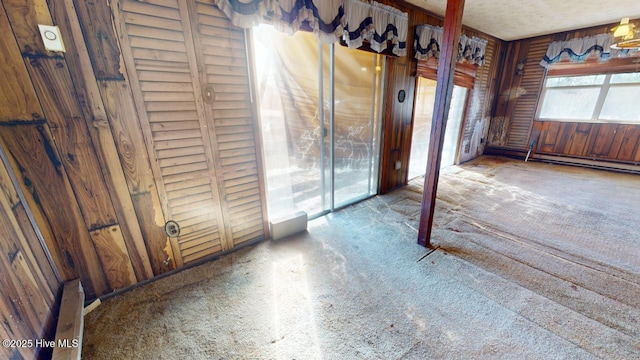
<box><xmin>539</xmin><ymin>88</ymin><xmax>600</xmax><ymax>120</ymax></box>
<box><xmin>546</xmin><ymin>75</ymin><xmax>606</xmax><ymax>87</ymax></box>
<box><xmin>600</xmin><ymin>85</ymin><xmax>640</xmax><ymax>122</ymax></box>
<box><xmin>610</xmin><ymin>72</ymin><xmax>640</xmax><ymax>84</ymax></box>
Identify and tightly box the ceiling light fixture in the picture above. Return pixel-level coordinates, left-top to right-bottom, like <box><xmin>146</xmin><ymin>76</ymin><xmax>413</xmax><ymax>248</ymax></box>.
<box><xmin>611</xmin><ymin>17</ymin><xmax>640</xmax><ymax>49</ymax></box>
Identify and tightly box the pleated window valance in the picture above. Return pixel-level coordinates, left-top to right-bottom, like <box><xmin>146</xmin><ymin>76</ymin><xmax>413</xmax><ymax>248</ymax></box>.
<box><xmin>414</xmin><ymin>24</ymin><xmax>488</xmax><ymax>66</ymax></box>
<box><xmin>214</xmin><ymin>0</ymin><xmax>408</xmax><ymax>56</ymax></box>
<box><xmin>539</xmin><ymin>33</ymin><xmax>637</xmax><ymax>68</ymax></box>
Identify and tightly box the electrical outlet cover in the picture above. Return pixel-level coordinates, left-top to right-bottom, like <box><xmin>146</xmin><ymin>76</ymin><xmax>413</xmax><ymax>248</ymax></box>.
<box><xmin>38</xmin><ymin>25</ymin><xmax>66</xmax><ymax>52</ymax></box>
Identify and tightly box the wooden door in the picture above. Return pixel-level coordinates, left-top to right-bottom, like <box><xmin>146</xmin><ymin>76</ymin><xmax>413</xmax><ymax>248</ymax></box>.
<box><xmin>188</xmin><ymin>1</ymin><xmax>267</xmax><ymax>248</ymax></box>
<box><xmin>112</xmin><ymin>0</ymin><xmax>266</xmax><ymax>265</ymax></box>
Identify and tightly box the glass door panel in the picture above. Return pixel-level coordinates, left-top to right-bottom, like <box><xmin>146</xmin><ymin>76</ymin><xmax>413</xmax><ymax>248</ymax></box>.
<box><xmin>408</xmin><ymin>78</ymin><xmax>436</xmax><ymax>180</ymax></box>
<box><xmin>333</xmin><ymin>46</ymin><xmax>383</xmax><ymax>208</ymax></box>
<box><xmin>408</xmin><ymin>77</ymin><xmax>468</xmax><ymax>180</ymax></box>
<box><xmin>253</xmin><ymin>25</ymin><xmax>325</xmax><ymax>218</ymax></box>
<box><xmin>441</xmin><ymin>86</ymin><xmax>467</xmax><ymax>167</ymax></box>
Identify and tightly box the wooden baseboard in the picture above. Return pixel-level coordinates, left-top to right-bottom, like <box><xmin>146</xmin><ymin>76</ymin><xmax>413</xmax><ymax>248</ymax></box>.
<box><xmin>483</xmin><ymin>146</ymin><xmax>528</xmax><ymax>159</ymax></box>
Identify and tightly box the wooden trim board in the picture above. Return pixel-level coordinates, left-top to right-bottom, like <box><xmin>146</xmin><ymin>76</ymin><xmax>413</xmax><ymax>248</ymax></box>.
<box><xmin>52</xmin><ymin>279</ymin><xmax>84</xmax><ymax>360</ymax></box>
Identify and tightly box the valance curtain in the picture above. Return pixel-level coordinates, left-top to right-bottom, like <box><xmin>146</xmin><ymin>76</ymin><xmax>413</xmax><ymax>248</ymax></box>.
<box><xmin>540</xmin><ymin>33</ymin><xmax>636</xmax><ymax>68</ymax></box>
<box><xmin>214</xmin><ymin>0</ymin><xmax>408</xmax><ymax>56</ymax></box>
<box><xmin>414</xmin><ymin>24</ymin><xmax>488</xmax><ymax>66</ymax></box>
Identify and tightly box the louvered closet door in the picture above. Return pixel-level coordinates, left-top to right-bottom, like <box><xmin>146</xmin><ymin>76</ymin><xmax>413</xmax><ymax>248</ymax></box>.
<box><xmin>189</xmin><ymin>1</ymin><xmax>266</xmax><ymax>247</ymax></box>
<box><xmin>114</xmin><ymin>0</ymin><xmax>266</xmax><ymax>265</ymax></box>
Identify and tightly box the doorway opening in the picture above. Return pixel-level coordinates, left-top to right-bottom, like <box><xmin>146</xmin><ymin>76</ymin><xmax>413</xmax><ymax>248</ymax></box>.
<box><xmin>408</xmin><ymin>77</ymin><xmax>468</xmax><ymax>180</ymax></box>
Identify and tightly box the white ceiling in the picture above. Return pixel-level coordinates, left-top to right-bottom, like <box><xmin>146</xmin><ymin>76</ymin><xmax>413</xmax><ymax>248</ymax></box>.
<box><xmin>406</xmin><ymin>0</ymin><xmax>640</xmax><ymax>41</ymax></box>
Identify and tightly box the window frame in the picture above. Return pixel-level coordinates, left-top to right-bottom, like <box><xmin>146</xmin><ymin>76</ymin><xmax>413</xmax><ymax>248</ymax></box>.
<box><xmin>536</xmin><ymin>70</ymin><xmax>640</xmax><ymax>125</ymax></box>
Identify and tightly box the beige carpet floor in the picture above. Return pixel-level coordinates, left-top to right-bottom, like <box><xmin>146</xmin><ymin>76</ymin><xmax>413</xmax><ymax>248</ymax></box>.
<box><xmin>82</xmin><ymin>156</ymin><xmax>640</xmax><ymax>359</ymax></box>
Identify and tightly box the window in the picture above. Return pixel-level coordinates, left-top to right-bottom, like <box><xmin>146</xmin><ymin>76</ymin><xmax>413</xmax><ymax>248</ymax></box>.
<box><xmin>537</xmin><ymin>72</ymin><xmax>640</xmax><ymax>124</ymax></box>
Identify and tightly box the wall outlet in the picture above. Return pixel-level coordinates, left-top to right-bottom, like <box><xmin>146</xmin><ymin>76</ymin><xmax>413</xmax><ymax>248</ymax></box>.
<box><xmin>38</xmin><ymin>25</ymin><xmax>66</xmax><ymax>52</ymax></box>
<box><xmin>395</xmin><ymin>161</ymin><xmax>402</xmax><ymax>170</ymax></box>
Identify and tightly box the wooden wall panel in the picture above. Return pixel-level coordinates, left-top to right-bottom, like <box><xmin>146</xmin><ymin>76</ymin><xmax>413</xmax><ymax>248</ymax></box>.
<box><xmin>65</xmin><ymin>0</ymin><xmax>175</xmax><ymax>274</ymax></box>
<box><xmin>617</xmin><ymin>126</ymin><xmax>640</xmax><ymax>161</ymax></box>
<box><xmin>3</xmin><ymin>2</ymin><xmax>152</xmax><ymax>297</ymax></box>
<box><xmin>2</xmin><ymin>0</ymin><xmax>115</xmax><ymax>298</ymax></box>
<box><xmin>1</xmin><ymin>0</ymin><xmax>178</xmax><ymax>300</ymax></box>
<box><xmin>0</xmin><ymin>125</ymin><xmax>109</xmax><ymax>298</ymax></box>
<box><xmin>24</xmin><ymin>57</ymin><xmax>120</xmax><ymax>230</ymax></box>
<box><xmin>11</xmin><ymin>201</ymin><xmax>60</xmax><ymax>293</ymax></box>
<box><xmin>1</xmin><ymin>0</ymin><xmax>52</xmax><ymax>55</ymax></box>
<box><xmin>0</xmin><ymin>154</ymin><xmax>59</xmax><ymax>296</ymax></box>
<box><xmin>0</xmin><ymin>145</ymin><xmax>61</xmax><ymax>360</ymax></box>
<box><xmin>458</xmin><ymin>36</ymin><xmax>501</xmax><ymax>162</ymax></box>
<box><xmin>72</xmin><ymin>0</ymin><xmax>123</xmax><ymax>80</ymax></box>
<box><xmin>100</xmin><ymin>81</ymin><xmax>175</xmax><ymax>274</ymax></box>
<box><xmin>0</xmin><ymin>4</ymin><xmax>43</xmax><ymax>122</ymax></box>
<box><xmin>51</xmin><ymin>0</ymin><xmax>157</xmax><ymax>281</ymax></box>
<box><xmin>1</xmin><ymin>0</ymin><xmax>273</xmax><ymax>304</ymax></box>
<box><xmin>380</xmin><ymin>56</ymin><xmax>414</xmax><ymax>193</ymax></box>
<box><xmin>378</xmin><ymin>0</ymin><xmax>415</xmax><ymax>193</ymax></box>
<box><xmin>533</xmin><ymin>120</ymin><xmax>640</xmax><ymax>164</ymax></box>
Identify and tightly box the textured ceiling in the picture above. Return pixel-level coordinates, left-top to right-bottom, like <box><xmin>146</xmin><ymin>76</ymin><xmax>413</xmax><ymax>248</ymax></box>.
<box><xmin>406</xmin><ymin>0</ymin><xmax>640</xmax><ymax>41</ymax></box>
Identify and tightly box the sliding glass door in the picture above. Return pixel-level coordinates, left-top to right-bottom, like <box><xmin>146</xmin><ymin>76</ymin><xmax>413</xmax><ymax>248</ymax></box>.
<box><xmin>333</xmin><ymin>44</ymin><xmax>384</xmax><ymax>208</ymax></box>
<box><xmin>253</xmin><ymin>28</ymin><xmax>324</xmax><ymax>218</ymax></box>
<box><xmin>253</xmin><ymin>25</ymin><xmax>384</xmax><ymax>219</ymax></box>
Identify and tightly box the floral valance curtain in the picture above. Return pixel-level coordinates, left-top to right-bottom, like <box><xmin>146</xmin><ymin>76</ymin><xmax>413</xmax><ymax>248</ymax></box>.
<box><xmin>214</xmin><ymin>0</ymin><xmax>408</xmax><ymax>56</ymax></box>
<box><xmin>539</xmin><ymin>33</ymin><xmax>636</xmax><ymax>68</ymax></box>
<box><xmin>414</xmin><ymin>24</ymin><xmax>488</xmax><ymax>66</ymax></box>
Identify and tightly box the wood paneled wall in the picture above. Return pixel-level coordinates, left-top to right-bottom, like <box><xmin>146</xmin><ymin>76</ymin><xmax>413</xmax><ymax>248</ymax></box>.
<box><xmin>535</xmin><ymin>121</ymin><xmax>640</xmax><ymax>163</ymax></box>
<box><xmin>0</xmin><ymin>144</ymin><xmax>60</xmax><ymax>359</ymax></box>
<box><xmin>487</xmin><ymin>21</ymin><xmax>640</xmax><ymax>167</ymax></box>
<box><xmin>0</xmin><ymin>0</ymin><xmax>169</xmax><ymax>300</ymax></box>
<box><xmin>379</xmin><ymin>0</ymin><xmax>502</xmax><ymax>192</ymax></box>
<box><xmin>67</xmin><ymin>0</ymin><xmax>174</xmax><ymax>277</ymax></box>
<box><xmin>460</xmin><ymin>35</ymin><xmax>502</xmax><ymax>163</ymax></box>
<box><xmin>380</xmin><ymin>37</ymin><xmax>415</xmax><ymax>193</ymax></box>
<box><xmin>0</xmin><ymin>0</ymin><xmax>259</xmax><ymax>301</ymax></box>
<box><xmin>488</xmin><ymin>36</ymin><xmax>551</xmax><ymax>148</ymax></box>
<box><xmin>0</xmin><ymin>0</ymin><xmax>267</xmax><ymax>301</ymax></box>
